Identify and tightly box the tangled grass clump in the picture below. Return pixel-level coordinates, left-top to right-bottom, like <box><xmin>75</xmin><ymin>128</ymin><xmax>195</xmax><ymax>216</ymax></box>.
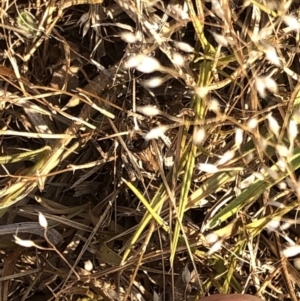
<box><xmin>1</xmin><ymin>0</ymin><xmax>300</xmax><ymax>300</ymax></box>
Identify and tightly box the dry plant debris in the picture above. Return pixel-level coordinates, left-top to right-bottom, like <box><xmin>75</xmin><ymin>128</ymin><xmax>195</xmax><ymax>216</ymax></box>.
<box><xmin>1</xmin><ymin>0</ymin><xmax>300</xmax><ymax>300</ymax></box>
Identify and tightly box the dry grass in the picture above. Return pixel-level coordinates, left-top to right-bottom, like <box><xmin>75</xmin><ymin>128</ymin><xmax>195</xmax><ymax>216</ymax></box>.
<box><xmin>1</xmin><ymin>0</ymin><xmax>300</xmax><ymax>300</ymax></box>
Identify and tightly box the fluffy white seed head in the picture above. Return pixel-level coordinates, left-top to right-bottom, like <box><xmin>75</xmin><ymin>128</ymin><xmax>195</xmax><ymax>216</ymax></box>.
<box><xmin>198</xmin><ymin>163</ymin><xmax>219</xmax><ymax>173</ymax></box>
<box><xmin>264</xmin><ymin>77</ymin><xmax>278</xmax><ymax>94</ymax></box>
<box><xmin>211</xmin><ymin>0</ymin><xmax>224</xmax><ymax>19</ymax></box>
<box><xmin>276</xmin><ymin>145</ymin><xmax>290</xmax><ymax>158</ymax></box>
<box><xmin>38</xmin><ymin>212</ymin><xmax>48</xmax><ymax>228</ymax></box>
<box><xmin>145</xmin><ymin>126</ymin><xmax>168</xmax><ymax>140</ymax></box>
<box><xmin>84</xmin><ymin>260</ymin><xmax>93</xmax><ymax>271</ymax></box>
<box><xmin>276</xmin><ymin>159</ymin><xmax>287</xmax><ymax>172</ymax></box>
<box><xmin>288</xmin><ymin>119</ymin><xmax>298</xmax><ymax>142</ymax></box>
<box><xmin>247</xmin><ymin>118</ymin><xmax>258</xmax><ymax>129</ymax></box>
<box><xmin>208</xmin><ymin>99</ymin><xmax>220</xmax><ymax>112</ymax></box>
<box><xmin>277</xmin><ymin>181</ymin><xmax>287</xmax><ymax>190</ymax></box>
<box><xmin>263</xmin><ymin>43</ymin><xmax>281</xmax><ymax>66</ymax></box>
<box><xmin>173</xmin><ymin>41</ymin><xmax>194</xmax><ymax>53</ymax></box>
<box><xmin>293</xmin><ymin>257</ymin><xmax>300</xmax><ymax>270</ymax></box>
<box><xmin>218</xmin><ymin>150</ymin><xmax>235</xmax><ymax>165</ymax></box>
<box><xmin>267</xmin><ymin>113</ymin><xmax>280</xmax><ymax>137</ymax></box>
<box><xmin>283</xmin><ymin>245</ymin><xmax>300</xmax><ymax>258</ymax></box>
<box><xmin>205</xmin><ymin>232</ymin><xmax>219</xmax><ymax>244</ymax></box>
<box><xmin>195</xmin><ymin>86</ymin><xmax>208</xmax><ymax>98</ymax></box>
<box><xmin>14</xmin><ymin>236</ymin><xmax>35</xmax><ymax>248</ymax></box>
<box><xmin>266</xmin><ymin>218</ymin><xmax>280</xmax><ymax>231</ymax></box>
<box><xmin>280</xmin><ymin>222</ymin><xmax>291</xmax><ymax>231</ymax></box>
<box><xmin>120</xmin><ymin>32</ymin><xmax>141</xmax><ymax>43</ymax></box>
<box><xmin>211</xmin><ymin>31</ymin><xmax>228</xmax><ymax>47</ymax></box>
<box><xmin>172</xmin><ymin>52</ymin><xmax>185</xmax><ymax>66</ymax></box>
<box><xmin>137</xmin><ymin>105</ymin><xmax>161</xmax><ymax>116</ymax></box>
<box><xmin>252</xmin><ymin>27</ymin><xmax>273</xmax><ymax>42</ymax></box>
<box><xmin>282</xmin><ymin>15</ymin><xmax>300</xmax><ymax>31</ymax></box>
<box><xmin>255</xmin><ymin>76</ymin><xmax>278</xmax><ymax>98</ymax></box>
<box><xmin>169</xmin><ymin>4</ymin><xmax>189</xmax><ymax>20</ymax></box>
<box><xmin>143</xmin><ymin>77</ymin><xmax>164</xmax><ymax>88</ymax></box>
<box><xmin>235</xmin><ymin>128</ymin><xmax>243</xmax><ymax>148</ymax></box>
<box><xmin>193</xmin><ymin>127</ymin><xmax>206</xmax><ymax>145</ymax></box>
<box><xmin>124</xmin><ymin>54</ymin><xmax>161</xmax><ymax>73</ymax></box>
<box><xmin>208</xmin><ymin>240</ymin><xmax>222</xmax><ymax>255</ymax></box>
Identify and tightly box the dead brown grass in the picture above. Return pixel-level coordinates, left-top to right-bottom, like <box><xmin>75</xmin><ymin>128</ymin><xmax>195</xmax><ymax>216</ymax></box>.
<box><xmin>1</xmin><ymin>1</ymin><xmax>300</xmax><ymax>301</ymax></box>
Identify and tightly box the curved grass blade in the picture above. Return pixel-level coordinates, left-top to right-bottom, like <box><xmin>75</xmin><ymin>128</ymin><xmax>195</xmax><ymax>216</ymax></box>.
<box><xmin>208</xmin><ymin>148</ymin><xmax>300</xmax><ymax>229</ymax></box>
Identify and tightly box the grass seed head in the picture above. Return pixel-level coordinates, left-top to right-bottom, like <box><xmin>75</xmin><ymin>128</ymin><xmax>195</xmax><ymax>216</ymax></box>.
<box><xmin>263</xmin><ymin>43</ymin><xmax>281</xmax><ymax>66</ymax></box>
<box><xmin>288</xmin><ymin>119</ymin><xmax>298</xmax><ymax>142</ymax></box>
<box><xmin>235</xmin><ymin>128</ymin><xmax>243</xmax><ymax>148</ymax></box>
<box><xmin>171</xmin><ymin>51</ymin><xmax>185</xmax><ymax>66</ymax></box>
<box><xmin>145</xmin><ymin>126</ymin><xmax>168</xmax><ymax>140</ymax></box>
<box><xmin>255</xmin><ymin>76</ymin><xmax>278</xmax><ymax>98</ymax></box>
<box><xmin>38</xmin><ymin>212</ymin><xmax>48</xmax><ymax>229</ymax></box>
<box><xmin>198</xmin><ymin>163</ymin><xmax>219</xmax><ymax>173</ymax></box>
<box><xmin>121</xmin><ymin>32</ymin><xmax>141</xmax><ymax>43</ymax></box>
<box><xmin>193</xmin><ymin>127</ymin><xmax>206</xmax><ymax>145</ymax></box>
<box><xmin>275</xmin><ymin>145</ymin><xmax>290</xmax><ymax>158</ymax></box>
<box><xmin>84</xmin><ymin>260</ymin><xmax>93</xmax><ymax>272</ymax></box>
<box><xmin>210</xmin><ymin>31</ymin><xmax>231</xmax><ymax>47</ymax></box>
<box><xmin>284</xmin><ymin>15</ymin><xmax>300</xmax><ymax>30</ymax></box>
<box><xmin>137</xmin><ymin>105</ymin><xmax>161</xmax><ymax>116</ymax></box>
<box><xmin>14</xmin><ymin>236</ymin><xmax>35</xmax><ymax>248</ymax></box>
<box><xmin>211</xmin><ymin>0</ymin><xmax>225</xmax><ymax>19</ymax></box>
<box><xmin>169</xmin><ymin>4</ymin><xmax>189</xmax><ymax>20</ymax></box>
<box><xmin>124</xmin><ymin>54</ymin><xmax>161</xmax><ymax>73</ymax></box>
<box><xmin>266</xmin><ymin>218</ymin><xmax>280</xmax><ymax>232</ymax></box>
<box><xmin>195</xmin><ymin>86</ymin><xmax>209</xmax><ymax>98</ymax></box>
<box><xmin>267</xmin><ymin>113</ymin><xmax>280</xmax><ymax>137</ymax></box>
<box><xmin>143</xmin><ymin>77</ymin><xmax>164</xmax><ymax>88</ymax></box>
<box><xmin>247</xmin><ymin>118</ymin><xmax>258</xmax><ymax>129</ymax></box>
<box><xmin>218</xmin><ymin>150</ymin><xmax>235</xmax><ymax>165</ymax></box>
<box><xmin>173</xmin><ymin>41</ymin><xmax>194</xmax><ymax>53</ymax></box>
<box><xmin>208</xmin><ymin>240</ymin><xmax>222</xmax><ymax>255</ymax></box>
<box><xmin>209</xmin><ymin>99</ymin><xmax>220</xmax><ymax>112</ymax></box>
<box><xmin>282</xmin><ymin>245</ymin><xmax>300</xmax><ymax>258</ymax></box>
